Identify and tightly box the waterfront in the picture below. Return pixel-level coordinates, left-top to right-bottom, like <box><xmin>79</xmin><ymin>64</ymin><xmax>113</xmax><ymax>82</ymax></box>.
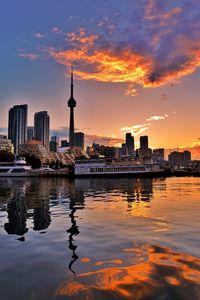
<box><xmin>0</xmin><ymin>177</ymin><xmax>200</xmax><ymax>300</ymax></box>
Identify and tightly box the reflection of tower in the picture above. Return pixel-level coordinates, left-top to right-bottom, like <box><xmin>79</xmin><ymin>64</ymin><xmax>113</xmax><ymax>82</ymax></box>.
<box><xmin>68</xmin><ymin>67</ymin><xmax>76</xmax><ymax>148</ymax></box>
<box><xmin>67</xmin><ymin>183</ymin><xmax>85</xmax><ymax>276</ymax></box>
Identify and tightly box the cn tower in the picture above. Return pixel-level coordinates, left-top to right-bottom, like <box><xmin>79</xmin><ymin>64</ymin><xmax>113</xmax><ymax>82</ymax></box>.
<box><xmin>68</xmin><ymin>67</ymin><xmax>76</xmax><ymax>147</ymax></box>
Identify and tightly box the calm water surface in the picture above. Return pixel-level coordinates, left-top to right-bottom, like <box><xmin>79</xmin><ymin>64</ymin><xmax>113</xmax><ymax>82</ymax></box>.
<box><xmin>0</xmin><ymin>177</ymin><xmax>200</xmax><ymax>300</ymax></box>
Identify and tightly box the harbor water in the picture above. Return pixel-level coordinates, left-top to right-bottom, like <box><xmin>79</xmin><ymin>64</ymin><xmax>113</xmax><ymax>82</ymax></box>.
<box><xmin>0</xmin><ymin>177</ymin><xmax>200</xmax><ymax>300</ymax></box>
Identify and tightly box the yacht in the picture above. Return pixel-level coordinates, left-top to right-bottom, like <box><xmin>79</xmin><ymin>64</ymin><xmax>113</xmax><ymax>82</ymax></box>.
<box><xmin>0</xmin><ymin>157</ymin><xmax>33</xmax><ymax>177</ymax></box>
<box><xmin>75</xmin><ymin>159</ymin><xmax>165</xmax><ymax>177</ymax></box>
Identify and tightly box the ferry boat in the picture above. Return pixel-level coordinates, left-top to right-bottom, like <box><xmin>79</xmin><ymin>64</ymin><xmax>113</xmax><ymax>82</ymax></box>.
<box><xmin>0</xmin><ymin>157</ymin><xmax>33</xmax><ymax>177</ymax></box>
<box><xmin>75</xmin><ymin>159</ymin><xmax>165</xmax><ymax>177</ymax></box>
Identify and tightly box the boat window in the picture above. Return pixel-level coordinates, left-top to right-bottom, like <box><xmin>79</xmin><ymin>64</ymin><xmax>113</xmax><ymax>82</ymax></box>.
<box><xmin>0</xmin><ymin>169</ymin><xmax>8</xmax><ymax>173</ymax></box>
<box><xmin>11</xmin><ymin>168</ymin><xmax>26</xmax><ymax>173</ymax></box>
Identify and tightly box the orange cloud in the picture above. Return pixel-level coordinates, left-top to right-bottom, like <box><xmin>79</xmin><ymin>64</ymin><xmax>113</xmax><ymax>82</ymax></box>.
<box><xmin>48</xmin><ymin>25</ymin><xmax>200</xmax><ymax>95</ymax></box>
<box><xmin>121</xmin><ymin>124</ymin><xmax>150</xmax><ymax>136</ymax></box>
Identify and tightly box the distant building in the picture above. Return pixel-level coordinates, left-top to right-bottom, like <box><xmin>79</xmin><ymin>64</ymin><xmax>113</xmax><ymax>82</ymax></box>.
<box><xmin>0</xmin><ymin>135</ymin><xmax>7</xmax><ymax>140</ymax></box>
<box><xmin>152</xmin><ymin>148</ymin><xmax>164</xmax><ymax>163</ymax></box>
<box><xmin>27</xmin><ymin>126</ymin><xmax>34</xmax><ymax>141</ymax></box>
<box><xmin>34</xmin><ymin>111</ymin><xmax>50</xmax><ymax>149</ymax></box>
<box><xmin>139</xmin><ymin>135</ymin><xmax>152</xmax><ymax>158</ymax></box>
<box><xmin>168</xmin><ymin>150</ymin><xmax>191</xmax><ymax>166</ymax></box>
<box><xmin>183</xmin><ymin>150</ymin><xmax>191</xmax><ymax>163</ymax></box>
<box><xmin>8</xmin><ymin>104</ymin><xmax>28</xmax><ymax>154</ymax></box>
<box><xmin>75</xmin><ymin>132</ymin><xmax>84</xmax><ymax>149</ymax></box>
<box><xmin>125</xmin><ymin>133</ymin><xmax>135</xmax><ymax>156</ymax></box>
<box><xmin>50</xmin><ymin>136</ymin><xmax>59</xmax><ymax>152</ymax></box>
<box><xmin>0</xmin><ymin>138</ymin><xmax>14</xmax><ymax>154</ymax></box>
<box><xmin>61</xmin><ymin>140</ymin><xmax>69</xmax><ymax>148</ymax></box>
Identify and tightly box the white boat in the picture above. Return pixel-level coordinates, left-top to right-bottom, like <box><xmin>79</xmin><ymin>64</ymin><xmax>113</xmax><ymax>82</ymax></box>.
<box><xmin>75</xmin><ymin>159</ymin><xmax>165</xmax><ymax>177</ymax></box>
<box><xmin>0</xmin><ymin>157</ymin><xmax>33</xmax><ymax>177</ymax></box>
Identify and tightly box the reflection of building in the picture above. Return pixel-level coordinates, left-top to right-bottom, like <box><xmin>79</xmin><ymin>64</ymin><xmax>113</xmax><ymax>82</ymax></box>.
<box><xmin>34</xmin><ymin>111</ymin><xmax>50</xmax><ymax>149</ymax></box>
<box><xmin>8</xmin><ymin>104</ymin><xmax>28</xmax><ymax>154</ymax></box>
<box><xmin>4</xmin><ymin>180</ymin><xmax>28</xmax><ymax>236</ymax></box>
<box><xmin>33</xmin><ymin>199</ymin><xmax>51</xmax><ymax>231</ymax></box>
<box><xmin>3</xmin><ymin>178</ymin><xmax>52</xmax><ymax>237</ymax></box>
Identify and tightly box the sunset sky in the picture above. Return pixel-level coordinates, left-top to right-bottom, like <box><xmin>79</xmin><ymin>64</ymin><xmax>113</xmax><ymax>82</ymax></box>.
<box><xmin>0</xmin><ymin>0</ymin><xmax>200</xmax><ymax>158</ymax></box>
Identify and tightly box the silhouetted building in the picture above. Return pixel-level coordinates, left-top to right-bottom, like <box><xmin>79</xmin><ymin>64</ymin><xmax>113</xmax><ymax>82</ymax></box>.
<box><xmin>61</xmin><ymin>140</ymin><xmax>69</xmax><ymax>147</ymax></box>
<box><xmin>153</xmin><ymin>148</ymin><xmax>164</xmax><ymax>163</ymax></box>
<box><xmin>68</xmin><ymin>67</ymin><xmax>76</xmax><ymax>147</ymax></box>
<box><xmin>168</xmin><ymin>150</ymin><xmax>191</xmax><ymax>166</ymax></box>
<box><xmin>139</xmin><ymin>135</ymin><xmax>152</xmax><ymax>158</ymax></box>
<box><xmin>75</xmin><ymin>132</ymin><xmax>84</xmax><ymax>149</ymax></box>
<box><xmin>125</xmin><ymin>133</ymin><xmax>135</xmax><ymax>156</ymax></box>
<box><xmin>183</xmin><ymin>150</ymin><xmax>191</xmax><ymax>163</ymax></box>
<box><xmin>0</xmin><ymin>135</ymin><xmax>7</xmax><ymax>139</ymax></box>
<box><xmin>27</xmin><ymin>126</ymin><xmax>34</xmax><ymax>141</ymax></box>
<box><xmin>8</xmin><ymin>104</ymin><xmax>28</xmax><ymax>154</ymax></box>
<box><xmin>34</xmin><ymin>111</ymin><xmax>50</xmax><ymax>149</ymax></box>
<box><xmin>50</xmin><ymin>136</ymin><xmax>59</xmax><ymax>152</ymax></box>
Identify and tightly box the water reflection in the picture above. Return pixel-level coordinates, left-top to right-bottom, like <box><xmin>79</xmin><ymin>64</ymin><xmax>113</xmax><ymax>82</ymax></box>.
<box><xmin>1</xmin><ymin>179</ymin><xmax>52</xmax><ymax>237</ymax></box>
<box><xmin>0</xmin><ymin>177</ymin><xmax>200</xmax><ymax>300</ymax></box>
<box><xmin>56</xmin><ymin>244</ymin><xmax>200</xmax><ymax>300</ymax></box>
<box><xmin>67</xmin><ymin>182</ymin><xmax>85</xmax><ymax>276</ymax></box>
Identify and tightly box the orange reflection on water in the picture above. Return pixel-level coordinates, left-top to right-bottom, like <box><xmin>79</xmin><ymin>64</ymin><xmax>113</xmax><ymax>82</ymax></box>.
<box><xmin>55</xmin><ymin>245</ymin><xmax>200</xmax><ymax>299</ymax></box>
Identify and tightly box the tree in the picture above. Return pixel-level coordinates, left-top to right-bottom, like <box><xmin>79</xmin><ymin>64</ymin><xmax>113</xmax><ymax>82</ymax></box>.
<box><xmin>24</xmin><ymin>154</ymin><xmax>41</xmax><ymax>169</ymax></box>
<box><xmin>0</xmin><ymin>151</ymin><xmax>14</xmax><ymax>162</ymax></box>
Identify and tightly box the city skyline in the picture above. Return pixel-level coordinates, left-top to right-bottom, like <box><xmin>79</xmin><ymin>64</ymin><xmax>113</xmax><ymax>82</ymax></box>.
<box><xmin>0</xmin><ymin>0</ymin><xmax>200</xmax><ymax>159</ymax></box>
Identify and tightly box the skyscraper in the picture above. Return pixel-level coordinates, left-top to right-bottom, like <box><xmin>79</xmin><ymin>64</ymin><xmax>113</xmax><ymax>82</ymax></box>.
<box><xmin>75</xmin><ymin>132</ymin><xmax>84</xmax><ymax>149</ymax></box>
<box><xmin>8</xmin><ymin>104</ymin><xmax>28</xmax><ymax>154</ymax></box>
<box><xmin>34</xmin><ymin>111</ymin><xmax>50</xmax><ymax>149</ymax></box>
<box><xmin>50</xmin><ymin>136</ymin><xmax>59</xmax><ymax>152</ymax></box>
<box><xmin>68</xmin><ymin>67</ymin><xmax>76</xmax><ymax>147</ymax></box>
<box><xmin>27</xmin><ymin>126</ymin><xmax>34</xmax><ymax>141</ymax></box>
<box><xmin>125</xmin><ymin>133</ymin><xmax>134</xmax><ymax>155</ymax></box>
<box><xmin>139</xmin><ymin>135</ymin><xmax>152</xmax><ymax>158</ymax></box>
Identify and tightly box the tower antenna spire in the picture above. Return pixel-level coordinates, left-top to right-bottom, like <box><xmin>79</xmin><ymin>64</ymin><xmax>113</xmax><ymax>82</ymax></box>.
<box><xmin>71</xmin><ymin>65</ymin><xmax>74</xmax><ymax>98</ymax></box>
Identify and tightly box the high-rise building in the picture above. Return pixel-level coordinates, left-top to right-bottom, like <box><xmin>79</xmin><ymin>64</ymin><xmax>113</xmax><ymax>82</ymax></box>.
<box><xmin>8</xmin><ymin>104</ymin><xmax>28</xmax><ymax>154</ymax></box>
<box><xmin>75</xmin><ymin>132</ymin><xmax>84</xmax><ymax>149</ymax></box>
<box><xmin>34</xmin><ymin>111</ymin><xmax>50</xmax><ymax>149</ymax></box>
<box><xmin>139</xmin><ymin>135</ymin><xmax>152</xmax><ymax>158</ymax></box>
<box><xmin>27</xmin><ymin>126</ymin><xmax>34</xmax><ymax>141</ymax></box>
<box><xmin>68</xmin><ymin>67</ymin><xmax>76</xmax><ymax>147</ymax></box>
<box><xmin>152</xmin><ymin>148</ymin><xmax>164</xmax><ymax>163</ymax></box>
<box><xmin>168</xmin><ymin>150</ymin><xmax>191</xmax><ymax>166</ymax></box>
<box><xmin>125</xmin><ymin>133</ymin><xmax>134</xmax><ymax>155</ymax></box>
<box><xmin>50</xmin><ymin>136</ymin><xmax>59</xmax><ymax>152</ymax></box>
<box><xmin>183</xmin><ymin>150</ymin><xmax>191</xmax><ymax>163</ymax></box>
